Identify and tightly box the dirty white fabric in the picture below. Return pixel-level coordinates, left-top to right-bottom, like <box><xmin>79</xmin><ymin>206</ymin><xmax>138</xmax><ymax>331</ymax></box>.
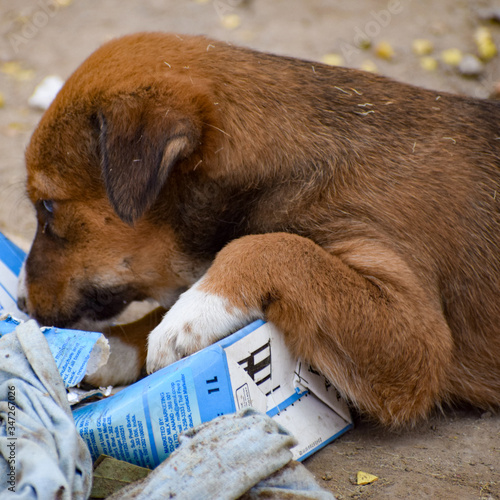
<box><xmin>110</xmin><ymin>408</ymin><xmax>335</xmax><ymax>500</ymax></box>
<box><xmin>0</xmin><ymin>321</ymin><xmax>92</xmax><ymax>499</ymax></box>
<box><xmin>239</xmin><ymin>459</ymin><xmax>336</xmax><ymax>499</ymax></box>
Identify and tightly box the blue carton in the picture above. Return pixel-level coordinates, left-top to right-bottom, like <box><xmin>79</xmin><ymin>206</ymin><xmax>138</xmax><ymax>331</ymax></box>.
<box><xmin>0</xmin><ymin>233</ymin><xmax>28</xmax><ymax>319</ymax></box>
<box><xmin>73</xmin><ymin>319</ymin><xmax>352</xmax><ymax>467</ymax></box>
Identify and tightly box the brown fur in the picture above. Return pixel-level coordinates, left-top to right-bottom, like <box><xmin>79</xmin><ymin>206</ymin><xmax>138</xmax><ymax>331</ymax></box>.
<box><xmin>21</xmin><ymin>33</ymin><xmax>500</xmax><ymax>426</ymax></box>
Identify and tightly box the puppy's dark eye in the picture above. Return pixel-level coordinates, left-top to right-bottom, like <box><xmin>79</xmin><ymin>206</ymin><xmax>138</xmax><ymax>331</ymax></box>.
<box><xmin>42</xmin><ymin>200</ymin><xmax>54</xmax><ymax>213</ymax></box>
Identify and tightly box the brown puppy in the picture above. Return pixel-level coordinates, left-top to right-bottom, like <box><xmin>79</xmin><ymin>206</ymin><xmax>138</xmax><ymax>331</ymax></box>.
<box><xmin>18</xmin><ymin>33</ymin><xmax>500</xmax><ymax>427</ymax></box>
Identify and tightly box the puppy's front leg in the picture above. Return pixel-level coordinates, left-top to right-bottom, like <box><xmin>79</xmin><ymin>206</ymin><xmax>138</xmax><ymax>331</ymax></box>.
<box><xmin>146</xmin><ymin>276</ymin><xmax>264</xmax><ymax>371</ymax></box>
<box><xmin>147</xmin><ymin>232</ymin><xmax>453</xmax><ymax>426</ymax></box>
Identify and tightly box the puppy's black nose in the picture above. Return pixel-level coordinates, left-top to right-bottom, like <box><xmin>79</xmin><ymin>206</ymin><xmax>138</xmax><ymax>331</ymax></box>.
<box><xmin>17</xmin><ymin>296</ymin><xmax>28</xmax><ymax>313</ymax></box>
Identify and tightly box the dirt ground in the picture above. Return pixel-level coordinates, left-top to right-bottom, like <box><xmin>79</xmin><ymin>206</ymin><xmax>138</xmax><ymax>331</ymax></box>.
<box><xmin>0</xmin><ymin>0</ymin><xmax>499</xmax><ymax>498</ymax></box>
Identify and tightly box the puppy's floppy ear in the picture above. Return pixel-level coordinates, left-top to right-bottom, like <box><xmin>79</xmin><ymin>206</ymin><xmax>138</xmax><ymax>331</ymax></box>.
<box><xmin>98</xmin><ymin>96</ymin><xmax>199</xmax><ymax>224</ymax></box>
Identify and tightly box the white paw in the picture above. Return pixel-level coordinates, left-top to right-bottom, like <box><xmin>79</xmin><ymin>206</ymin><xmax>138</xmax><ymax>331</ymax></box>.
<box><xmin>146</xmin><ymin>278</ymin><xmax>262</xmax><ymax>373</ymax></box>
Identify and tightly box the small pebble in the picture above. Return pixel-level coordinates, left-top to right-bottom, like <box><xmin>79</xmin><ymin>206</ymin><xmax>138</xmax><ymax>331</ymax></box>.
<box><xmin>477</xmin><ymin>7</ymin><xmax>500</xmax><ymax>22</ymax></box>
<box><xmin>28</xmin><ymin>75</ymin><xmax>64</xmax><ymax>110</ymax></box>
<box><xmin>458</xmin><ymin>54</ymin><xmax>484</xmax><ymax>76</ymax></box>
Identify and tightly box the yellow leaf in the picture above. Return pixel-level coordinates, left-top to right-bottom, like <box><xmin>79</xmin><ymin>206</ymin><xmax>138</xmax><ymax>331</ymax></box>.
<box><xmin>321</xmin><ymin>53</ymin><xmax>345</xmax><ymax>66</ymax></box>
<box><xmin>474</xmin><ymin>27</ymin><xmax>497</xmax><ymax>60</ymax></box>
<box><xmin>357</xmin><ymin>471</ymin><xmax>379</xmax><ymax>485</ymax></box>
<box><xmin>375</xmin><ymin>41</ymin><xmax>395</xmax><ymax>60</ymax></box>
<box><xmin>441</xmin><ymin>48</ymin><xmax>463</xmax><ymax>66</ymax></box>
<box><xmin>412</xmin><ymin>39</ymin><xmax>434</xmax><ymax>56</ymax></box>
<box><xmin>1</xmin><ymin>62</ymin><xmax>35</xmax><ymax>81</ymax></box>
<box><xmin>1</xmin><ymin>61</ymin><xmax>22</xmax><ymax>75</ymax></box>
<box><xmin>420</xmin><ymin>56</ymin><xmax>438</xmax><ymax>72</ymax></box>
<box><xmin>221</xmin><ymin>14</ymin><xmax>241</xmax><ymax>30</ymax></box>
<box><xmin>360</xmin><ymin>60</ymin><xmax>378</xmax><ymax>73</ymax></box>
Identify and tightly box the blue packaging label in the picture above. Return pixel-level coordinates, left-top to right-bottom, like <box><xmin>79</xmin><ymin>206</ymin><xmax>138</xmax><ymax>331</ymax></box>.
<box><xmin>0</xmin><ymin>234</ymin><xmax>28</xmax><ymax>320</ymax></box>
<box><xmin>0</xmin><ymin>233</ymin><xmax>24</xmax><ymax>276</ymax></box>
<box><xmin>74</xmin><ymin>366</ymin><xmax>202</xmax><ymax>468</ymax></box>
<box><xmin>43</xmin><ymin>328</ymin><xmax>102</xmax><ymax>388</ymax></box>
<box><xmin>0</xmin><ymin>315</ymin><xmax>105</xmax><ymax>388</ymax></box>
<box><xmin>72</xmin><ymin>344</ymin><xmax>236</xmax><ymax>468</ymax></box>
<box><xmin>0</xmin><ymin>315</ymin><xmax>22</xmax><ymax>336</ymax></box>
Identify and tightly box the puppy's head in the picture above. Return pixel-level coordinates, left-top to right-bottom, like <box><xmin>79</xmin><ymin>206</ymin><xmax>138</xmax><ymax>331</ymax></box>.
<box><xmin>19</xmin><ymin>33</ymin><xmax>219</xmax><ymax>327</ymax></box>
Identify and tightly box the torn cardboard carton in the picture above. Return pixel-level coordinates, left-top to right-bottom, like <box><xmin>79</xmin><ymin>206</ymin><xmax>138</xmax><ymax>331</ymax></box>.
<box><xmin>73</xmin><ymin>320</ymin><xmax>352</xmax><ymax>467</ymax></box>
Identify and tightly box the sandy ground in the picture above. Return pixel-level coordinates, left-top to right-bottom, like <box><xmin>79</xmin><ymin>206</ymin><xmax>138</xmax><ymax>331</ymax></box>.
<box><xmin>0</xmin><ymin>0</ymin><xmax>499</xmax><ymax>498</ymax></box>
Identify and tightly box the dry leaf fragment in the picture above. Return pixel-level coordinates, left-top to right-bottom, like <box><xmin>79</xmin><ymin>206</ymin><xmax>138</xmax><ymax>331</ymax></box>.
<box><xmin>375</xmin><ymin>41</ymin><xmax>395</xmax><ymax>60</ymax></box>
<box><xmin>357</xmin><ymin>471</ymin><xmax>379</xmax><ymax>485</ymax></box>
<box><xmin>321</xmin><ymin>53</ymin><xmax>344</xmax><ymax>66</ymax></box>
<box><xmin>412</xmin><ymin>39</ymin><xmax>434</xmax><ymax>56</ymax></box>
<box><xmin>221</xmin><ymin>14</ymin><xmax>241</xmax><ymax>30</ymax></box>
<box><xmin>441</xmin><ymin>48</ymin><xmax>463</xmax><ymax>66</ymax></box>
